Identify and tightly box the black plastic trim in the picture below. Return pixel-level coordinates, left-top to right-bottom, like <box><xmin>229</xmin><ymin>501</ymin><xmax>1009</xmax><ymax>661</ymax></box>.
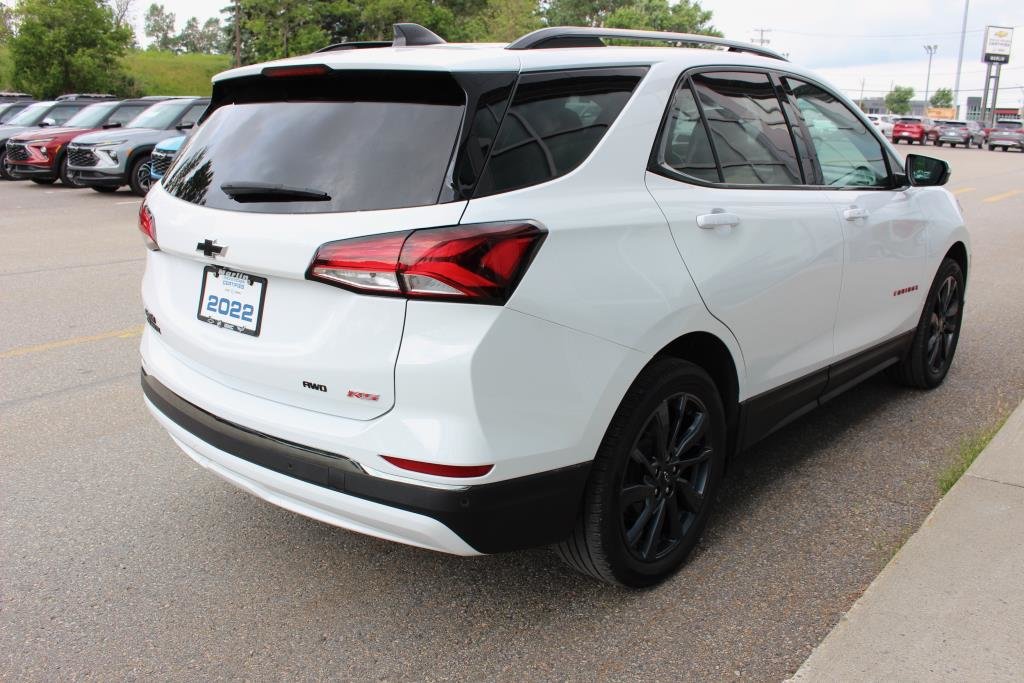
<box><xmin>739</xmin><ymin>331</ymin><xmax>914</xmax><ymax>449</ymax></box>
<box><xmin>142</xmin><ymin>371</ymin><xmax>591</xmax><ymax>553</ymax></box>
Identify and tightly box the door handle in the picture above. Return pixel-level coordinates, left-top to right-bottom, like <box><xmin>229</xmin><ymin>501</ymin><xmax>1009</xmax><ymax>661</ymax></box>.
<box><xmin>695</xmin><ymin>211</ymin><xmax>740</xmax><ymax>229</ymax></box>
<box><xmin>843</xmin><ymin>207</ymin><xmax>870</xmax><ymax>221</ymax></box>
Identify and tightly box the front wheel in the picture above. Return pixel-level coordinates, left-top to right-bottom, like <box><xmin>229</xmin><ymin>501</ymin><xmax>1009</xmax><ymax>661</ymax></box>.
<box><xmin>555</xmin><ymin>359</ymin><xmax>727</xmax><ymax>587</ymax></box>
<box><xmin>128</xmin><ymin>154</ymin><xmax>153</xmax><ymax>196</ymax></box>
<box><xmin>888</xmin><ymin>258</ymin><xmax>965</xmax><ymax>389</ymax></box>
<box><xmin>58</xmin><ymin>157</ymin><xmax>84</xmax><ymax>187</ymax></box>
<box><xmin>0</xmin><ymin>152</ymin><xmax>12</xmax><ymax>180</ymax></box>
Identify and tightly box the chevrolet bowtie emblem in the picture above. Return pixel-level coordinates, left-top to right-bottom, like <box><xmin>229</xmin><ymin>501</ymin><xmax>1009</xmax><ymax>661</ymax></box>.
<box><xmin>196</xmin><ymin>239</ymin><xmax>226</xmax><ymax>258</ymax></box>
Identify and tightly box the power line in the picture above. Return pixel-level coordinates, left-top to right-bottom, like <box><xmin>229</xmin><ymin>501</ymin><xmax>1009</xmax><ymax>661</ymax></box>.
<box><xmin>750</xmin><ymin>27</ymin><xmax>771</xmax><ymax>47</ymax></box>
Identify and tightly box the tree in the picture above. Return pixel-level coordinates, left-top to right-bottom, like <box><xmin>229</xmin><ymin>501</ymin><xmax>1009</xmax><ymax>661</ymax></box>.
<box><xmin>109</xmin><ymin>0</ymin><xmax>134</xmax><ymax>27</ymax></box>
<box><xmin>930</xmin><ymin>87</ymin><xmax>953</xmax><ymax>108</ymax></box>
<box><xmin>885</xmin><ymin>85</ymin><xmax>915</xmax><ymax>115</ymax></box>
<box><xmin>605</xmin><ymin>0</ymin><xmax>719</xmax><ymax>35</ymax></box>
<box><xmin>544</xmin><ymin>0</ymin><xmax>627</xmax><ymax>27</ymax></box>
<box><xmin>0</xmin><ymin>4</ymin><xmax>18</xmax><ymax>44</ymax></box>
<box><xmin>144</xmin><ymin>3</ymin><xmax>176</xmax><ymax>50</ymax></box>
<box><xmin>9</xmin><ymin>0</ymin><xmax>134</xmax><ymax>98</ymax></box>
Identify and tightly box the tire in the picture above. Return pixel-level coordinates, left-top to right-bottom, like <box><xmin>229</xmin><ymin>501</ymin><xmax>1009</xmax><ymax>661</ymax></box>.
<box><xmin>893</xmin><ymin>139</ymin><xmax>900</xmax><ymax>145</ymax></box>
<box><xmin>58</xmin><ymin>156</ymin><xmax>84</xmax><ymax>187</ymax></box>
<box><xmin>90</xmin><ymin>186</ymin><xmax>118</xmax><ymax>193</ymax></box>
<box><xmin>989</xmin><ymin>145</ymin><xmax>995</xmax><ymax>151</ymax></box>
<box><xmin>128</xmin><ymin>154</ymin><xmax>153</xmax><ymax>196</ymax></box>
<box><xmin>887</xmin><ymin>258</ymin><xmax>965</xmax><ymax>390</ymax></box>
<box><xmin>0</xmin><ymin>152</ymin><xmax>12</xmax><ymax>180</ymax></box>
<box><xmin>555</xmin><ymin>358</ymin><xmax>727</xmax><ymax>587</ymax></box>
<box><xmin>30</xmin><ymin>177</ymin><xmax>57</xmax><ymax>185</ymax></box>
<box><xmin>936</xmin><ymin>141</ymin><xmax>943</xmax><ymax>147</ymax></box>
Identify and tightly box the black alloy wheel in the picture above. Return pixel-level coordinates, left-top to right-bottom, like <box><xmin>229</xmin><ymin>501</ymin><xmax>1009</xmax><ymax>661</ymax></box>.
<box><xmin>619</xmin><ymin>393</ymin><xmax>713</xmax><ymax>563</ymax></box>
<box><xmin>556</xmin><ymin>358</ymin><xmax>727</xmax><ymax>587</ymax></box>
<box><xmin>888</xmin><ymin>257</ymin><xmax>965</xmax><ymax>389</ymax></box>
<box><xmin>926</xmin><ymin>275</ymin><xmax>960</xmax><ymax>376</ymax></box>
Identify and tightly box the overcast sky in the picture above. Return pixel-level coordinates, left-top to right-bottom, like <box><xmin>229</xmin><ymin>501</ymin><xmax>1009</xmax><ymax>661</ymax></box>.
<box><xmin>113</xmin><ymin>0</ymin><xmax>1024</xmax><ymax>110</ymax></box>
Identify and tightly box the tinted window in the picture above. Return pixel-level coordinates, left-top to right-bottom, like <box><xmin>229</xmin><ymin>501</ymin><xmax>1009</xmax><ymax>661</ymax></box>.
<box><xmin>655</xmin><ymin>81</ymin><xmax>719</xmax><ymax>182</ymax></box>
<box><xmin>475</xmin><ymin>68</ymin><xmax>644</xmax><ymax>196</ymax></box>
<box><xmin>689</xmin><ymin>72</ymin><xmax>800</xmax><ymax>185</ymax></box>
<box><xmin>786</xmin><ymin>79</ymin><xmax>890</xmax><ymax>188</ymax></box>
<box><xmin>179</xmin><ymin>104</ymin><xmax>207</xmax><ymax>127</ymax></box>
<box><xmin>108</xmin><ymin>104</ymin><xmax>149</xmax><ymax>126</ymax></box>
<box><xmin>64</xmin><ymin>102</ymin><xmax>119</xmax><ymax>128</ymax></box>
<box><xmin>164</xmin><ymin>72</ymin><xmax>465</xmax><ymax>214</ymax></box>
<box><xmin>127</xmin><ymin>100</ymin><xmax>196</xmax><ymax>129</ymax></box>
<box><xmin>0</xmin><ymin>103</ymin><xmax>28</xmax><ymax>123</ymax></box>
<box><xmin>46</xmin><ymin>104</ymin><xmax>84</xmax><ymax>125</ymax></box>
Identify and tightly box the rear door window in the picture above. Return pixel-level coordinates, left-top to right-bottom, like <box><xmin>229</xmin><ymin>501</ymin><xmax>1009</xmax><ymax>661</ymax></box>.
<box><xmin>655</xmin><ymin>81</ymin><xmax>719</xmax><ymax>183</ymax></box>
<box><xmin>689</xmin><ymin>71</ymin><xmax>801</xmax><ymax>186</ymax></box>
<box><xmin>474</xmin><ymin>67</ymin><xmax>646</xmax><ymax>196</ymax></box>
<box><xmin>163</xmin><ymin>71</ymin><xmax>466</xmax><ymax>214</ymax></box>
<box><xmin>178</xmin><ymin>103</ymin><xmax>207</xmax><ymax>128</ymax></box>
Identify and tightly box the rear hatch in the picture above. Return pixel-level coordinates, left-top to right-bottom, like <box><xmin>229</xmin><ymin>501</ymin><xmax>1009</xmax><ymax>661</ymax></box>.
<box><xmin>144</xmin><ymin>68</ymin><xmax>481</xmax><ymax>420</ymax></box>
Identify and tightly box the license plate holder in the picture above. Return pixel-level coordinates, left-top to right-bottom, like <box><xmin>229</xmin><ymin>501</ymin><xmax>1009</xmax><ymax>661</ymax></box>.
<box><xmin>197</xmin><ymin>265</ymin><xmax>267</xmax><ymax>337</ymax></box>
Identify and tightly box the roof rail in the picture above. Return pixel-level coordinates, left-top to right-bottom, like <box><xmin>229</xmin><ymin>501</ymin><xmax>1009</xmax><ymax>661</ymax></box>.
<box><xmin>316</xmin><ymin>23</ymin><xmax>445</xmax><ymax>52</ymax></box>
<box><xmin>506</xmin><ymin>27</ymin><xmax>787</xmax><ymax>61</ymax></box>
<box><xmin>55</xmin><ymin>93</ymin><xmax>117</xmax><ymax>101</ymax></box>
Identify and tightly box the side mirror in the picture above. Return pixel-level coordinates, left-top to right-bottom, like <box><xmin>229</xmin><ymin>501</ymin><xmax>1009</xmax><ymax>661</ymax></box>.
<box><xmin>175</xmin><ymin>122</ymin><xmax>194</xmax><ymax>131</ymax></box>
<box><xmin>102</xmin><ymin>121</ymin><xmax>122</xmax><ymax>129</ymax></box>
<box><xmin>905</xmin><ymin>154</ymin><xmax>950</xmax><ymax>187</ymax></box>
<box><xmin>40</xmin><ymin>117</ymin><xmax>56</xmax><ymax>127</ymax></box>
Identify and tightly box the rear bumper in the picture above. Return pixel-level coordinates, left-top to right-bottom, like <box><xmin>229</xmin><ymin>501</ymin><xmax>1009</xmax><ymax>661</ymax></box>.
<box><xmin>989</xmin><ymin>139</ymin><xmax>1023</xmax><ymax>148</ymax></box>
<box><xmin>142</xmin><ymin>370</ymin><xmax>591</xmax><ymax>554</ymax></box>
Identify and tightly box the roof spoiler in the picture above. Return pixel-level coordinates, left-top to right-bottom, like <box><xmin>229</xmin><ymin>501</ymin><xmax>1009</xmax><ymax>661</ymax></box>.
<box><xmin>317</xmin><ymin>23</ymin><xmax>445</xmax><ymax>53</ymax></box>
<box><xmin>506</xmin><ymin>27</ymin><xmax>787</xmax><ymax>61</ymax></box>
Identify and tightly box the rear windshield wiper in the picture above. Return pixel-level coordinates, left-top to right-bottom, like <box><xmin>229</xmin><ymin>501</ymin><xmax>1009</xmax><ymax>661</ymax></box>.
<box><xmin>220</xmin><ymin>182</ymin><xmax>331</xmax><ymax>203</ymax></box>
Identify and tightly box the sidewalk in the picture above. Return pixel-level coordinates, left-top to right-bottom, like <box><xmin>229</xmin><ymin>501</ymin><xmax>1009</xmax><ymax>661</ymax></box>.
<box><xmin>791</xmin><ymin>399</ymin><xmax>1024</xmax><ymax>682</ymax></box>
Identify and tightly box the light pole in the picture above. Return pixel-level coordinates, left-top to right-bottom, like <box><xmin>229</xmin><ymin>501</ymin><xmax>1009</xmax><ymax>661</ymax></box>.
<box><xmin>924</xmin><ymin>45</ymin><xmax>938</xmax><ymax>109</ymax></box>
<box><xmin>953</xmin><ymin>0</ymin><xmax>970</xmax><ymax>117</ymax></box>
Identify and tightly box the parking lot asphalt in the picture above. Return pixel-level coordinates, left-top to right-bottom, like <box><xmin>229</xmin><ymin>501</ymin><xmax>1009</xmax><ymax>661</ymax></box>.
<box><xmin>2</xmin><ymin>147</ymin><xmax>1023</xmax><ymax>681</ymax></box>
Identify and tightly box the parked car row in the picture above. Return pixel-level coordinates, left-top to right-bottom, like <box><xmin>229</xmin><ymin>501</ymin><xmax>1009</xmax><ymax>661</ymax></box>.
<box><xmin>0</xmin><ymin>94</ymin><xmax>204</xmax><ymax>195</ymax></box>
<box><xmin>887</xmin><ymin>114</ymin><xmax>1023</xmax><ymax>150</ymax></box>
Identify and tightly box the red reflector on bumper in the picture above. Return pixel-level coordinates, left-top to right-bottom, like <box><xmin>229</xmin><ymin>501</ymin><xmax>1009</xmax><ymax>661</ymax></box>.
<box><xmin>381</xmin><ymin>456</ymin><xmax>493</xmax><ymax>478</ymax></box>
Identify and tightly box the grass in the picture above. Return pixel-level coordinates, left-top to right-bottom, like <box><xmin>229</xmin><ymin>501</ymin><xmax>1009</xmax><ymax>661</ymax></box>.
<box><xmin>122</xmin><ymin>51</ymin><xmax>230</xmax><ymax>96</ymax></box>
<box><xmin>937</xmin><ymin>416</ymin><xmax>1009</xmax><ymax>494</ymax></box>
<box><xmin>0</xmin><ymin>48</ymin><xmax>230</xmax><ymax>96</ymax></box>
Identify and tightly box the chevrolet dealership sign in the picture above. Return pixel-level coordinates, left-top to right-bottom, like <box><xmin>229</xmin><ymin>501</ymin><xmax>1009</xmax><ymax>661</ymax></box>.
<box><xmin>982</xmin><ymin>26</ymin><xmax>1013</xmax><ymax>64</ymax></box>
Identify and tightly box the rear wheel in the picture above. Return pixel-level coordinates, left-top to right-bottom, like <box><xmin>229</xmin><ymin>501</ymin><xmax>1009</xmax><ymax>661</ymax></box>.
<box><xmin>128</xmin><ymin>154</ymin><xmax>153</xmax><ymax>196</ymax></box>
<box><xmin>90</xmin><ymin>186</ymin><xmax>118</xmax><ymax>193</ymax></box>
<box><xmin>989</xmin><ymin>145</ymin><xmax>995</xmax><ymax>151</ymax></box>
<box><xmin>555</xmin><ymin>359</ymin><xmax>727</xmax><ymax>587</ymax></box>
<box><xmin>888</xmin><ymin>258</ymin><xmax>965</xmax><ymax>389</ymax></box>
<box><xmin>936</xmin><ymin>141</ymin><xmax>943</xmax><ymax>147</ymax></box>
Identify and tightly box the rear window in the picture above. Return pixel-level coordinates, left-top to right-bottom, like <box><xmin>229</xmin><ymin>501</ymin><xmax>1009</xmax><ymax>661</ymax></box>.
<box><xmin>895</xmin><ymin>118</ymin><xmax>921</xmax><ymax>123</ymax></box>
<box><xmin>163</xmin><ymin>71</ymin><xmax>466</xmax><ymax>214</ymax></box>
<box><xmin>995</xmin><ymin>120</ymin><xmax>1022</xmax><ymax>130</ymax></box>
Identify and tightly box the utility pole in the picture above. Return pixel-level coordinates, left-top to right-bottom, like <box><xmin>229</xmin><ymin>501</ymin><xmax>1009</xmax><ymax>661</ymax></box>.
<box><xmin>751</xmin><ymin>28</ymin><xmax>771</xmax><ymax>47</ymax></box>
<box><xmin>952</xmin><ymin>0</ymin><xmax>970</xmax><ymax>116</ymax></box>
<box><xmin>923</xmin><ymin>45</ymin><xmax>938</xmax><ymax>107</ymax></box>
<box><xmin>233</xmin><ymin>0</ymin><xmax>241</xmax><ymax>68</ymax></box>
<box><xmin>859</xmin><ymin>78</ymin><xmax>866</xmax><ymax>111</ymax></box>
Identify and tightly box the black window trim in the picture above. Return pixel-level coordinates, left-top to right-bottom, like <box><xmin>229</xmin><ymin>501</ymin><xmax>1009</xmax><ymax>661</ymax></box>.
<box><xmin>648</xmin><ymin>65</ymin><xmax>907</xmax><ymax>192</ymax></box>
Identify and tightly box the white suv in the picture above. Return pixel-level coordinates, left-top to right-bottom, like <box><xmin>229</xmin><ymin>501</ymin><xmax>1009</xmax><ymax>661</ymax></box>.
<box><xmin>140</xmin><ymin>24</ymin><xmax>969</xmax><ymax>587</ymax></box>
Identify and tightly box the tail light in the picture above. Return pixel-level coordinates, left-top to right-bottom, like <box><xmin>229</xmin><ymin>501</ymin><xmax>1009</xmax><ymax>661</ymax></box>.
<box><xmin>307</xmin><ymin>222</ymin><xmax>546</xmax><ymax>305</ymax></box>
<box><xmin>381</xmin><ymin>455</ymin><xmax>493</xmax><ymax>478</ymax></box>
<box><xmin>138</xmin><ymin>202</ymin><xmax>158</xmax><ymax>250</ymax></box>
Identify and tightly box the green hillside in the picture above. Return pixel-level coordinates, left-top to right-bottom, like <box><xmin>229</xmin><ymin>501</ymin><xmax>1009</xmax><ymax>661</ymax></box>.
<box><xmin>0</xmin><ymin>48</ymin><xmax>230</xmax><ymax>96</ymax></box>
<box><xmin>122</xmin><ymin>51</ymin><xmax>231</xmax><ymax>96</ymax></box>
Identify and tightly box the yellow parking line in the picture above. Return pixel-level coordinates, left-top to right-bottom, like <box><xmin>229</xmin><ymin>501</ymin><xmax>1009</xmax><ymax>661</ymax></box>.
<box><xmin>983</xmin><ymin>190</ymin><xmax>1022</xmax><ymax>203</ymax></box>
<box><xmin>952</xmin><ymin>187</ymin><xmax>976</xmax><ymax>195</ymax></box>
<box><xmin>0</xmin><ymin>324</ymin><xmax>143</xmax><ymax>360</ymax></box>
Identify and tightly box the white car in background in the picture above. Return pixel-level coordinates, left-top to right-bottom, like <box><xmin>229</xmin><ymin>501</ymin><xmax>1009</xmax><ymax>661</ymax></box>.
<box><xmin>867</xmin><ymin>114</ymin><xmax>894</xmax><ymax>137</ymax></box>
<box><xmin>139</xmin><ymin>24</ymin><xmax>971</xmax><ymax>587</ymax></box>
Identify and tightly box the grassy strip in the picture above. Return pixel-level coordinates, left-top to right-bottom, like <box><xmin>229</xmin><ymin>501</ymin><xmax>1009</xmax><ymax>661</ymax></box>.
<box><xmin>938</xmin><ymin>416</ymin><xmax>1009</xmax><ymax>494</ymax></box>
